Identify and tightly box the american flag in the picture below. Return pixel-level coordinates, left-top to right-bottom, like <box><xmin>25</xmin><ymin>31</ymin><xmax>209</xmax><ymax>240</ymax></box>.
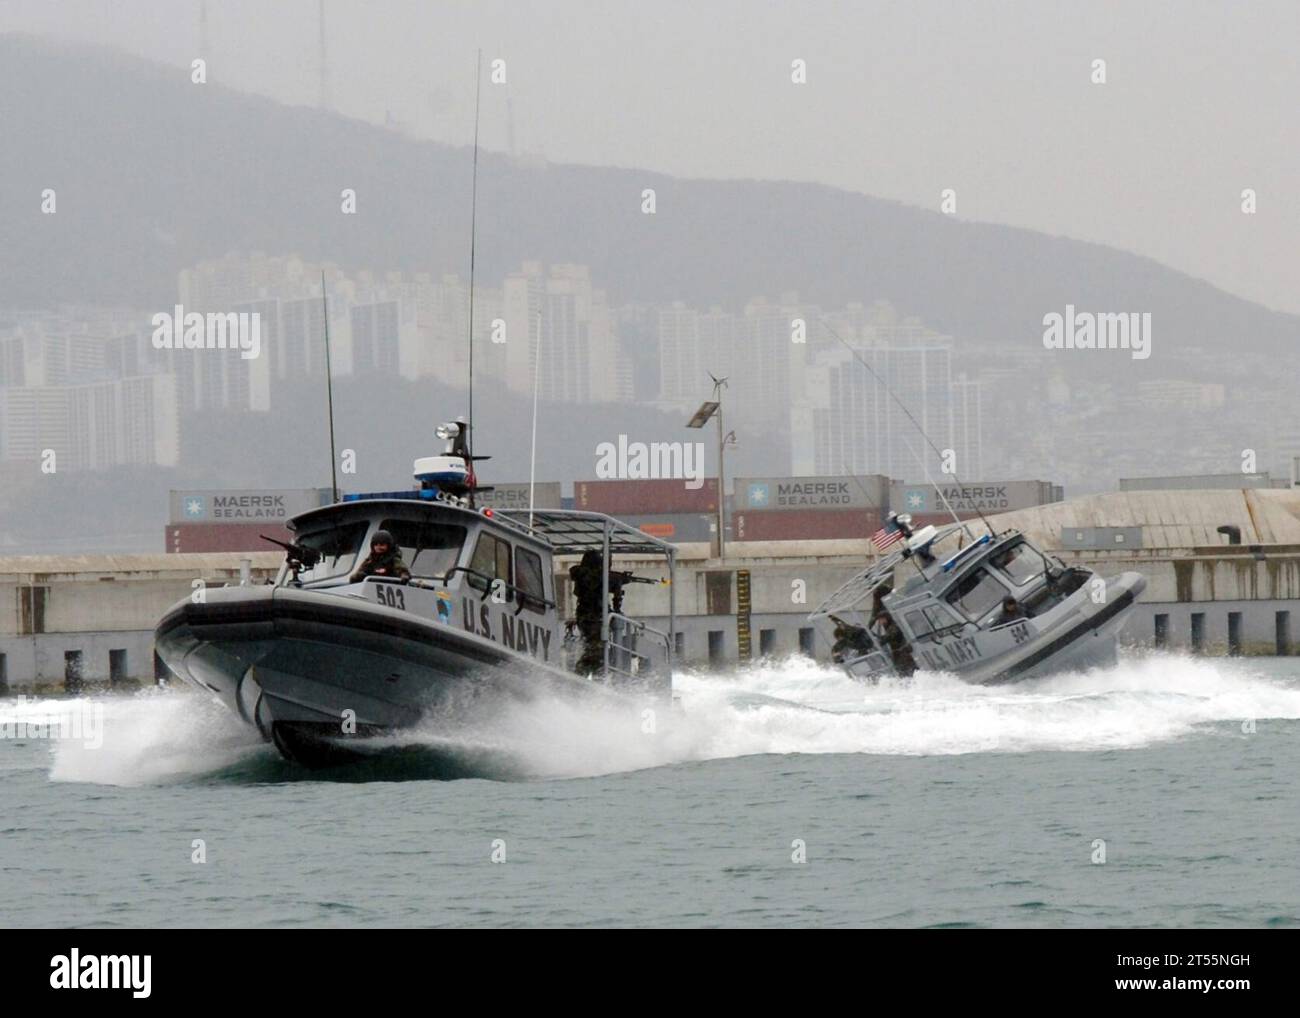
<box><xmin>871</xmin><ymin>519</ymin><xmax>904</xmax><ymax>552</ymax></box>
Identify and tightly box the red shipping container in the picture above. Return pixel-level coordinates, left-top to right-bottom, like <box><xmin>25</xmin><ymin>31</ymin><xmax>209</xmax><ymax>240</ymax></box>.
<box><xmin>165</xmin><ymin>522</ymin><xmax>294</xmax><ymax>553</ymax></box>
<box><xmin>617</xmin><ymin>513</ymin><xmax>715</xmax><ymax>543</ymax></box>
<box><xmin>576</xmin><ymin>478</ymin><xmax>719</xmax><ymax>515</ymax></box>
<box><xmin>733</xmin><ymin>509</ymin><xmax>882</xmax><ymax>542</ymax></box>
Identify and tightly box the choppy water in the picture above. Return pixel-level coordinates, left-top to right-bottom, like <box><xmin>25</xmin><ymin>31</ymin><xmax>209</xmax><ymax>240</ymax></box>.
<box><xmin>3</xmin><ymin>653</ymin><xmax>1299</xmax><ymax>927</ymax></box>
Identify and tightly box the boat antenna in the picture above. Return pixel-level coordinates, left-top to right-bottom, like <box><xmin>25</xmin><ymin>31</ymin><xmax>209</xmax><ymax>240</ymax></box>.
<box><xmin>465</xmin><ymin>48</ymin><xmax>482</xmax><ymax>503</ymax></box>
<box><xmin>839</xmin><ymin>460</ymin><xmax>901</xmax><ymax>549</ymax></box>
<box><xmin>840</xmin><ymin>461</ymin><xmax>927</xmax><ymax>587</ymax></box>
<box><xmin>820</xmin><ymin>318</ymin><xmax>995</xmax><ymax>536</ymax></box>
<box><xmin>897</xmin><ymin>430</ymin><xmax>973</xmax><ymax>541</ymax></box>
<box><xmin>528</xmin><ymin>308</ymin><xmax>542</xmax><ymax>528</ymax></box>
<box><xmin>320</xmin><ymin>270</ymin><xmax>339</xmax><ymax>503</ymax></box>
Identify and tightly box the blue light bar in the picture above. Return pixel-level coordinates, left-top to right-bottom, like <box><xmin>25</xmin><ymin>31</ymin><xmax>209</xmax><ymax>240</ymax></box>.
<box><xmin>941</xmin><ymin>533</ymin><xmax>990</xmax><ymax>572</ymax></box>
<box><xmin>341</xmin><ymin>489</ymin><xmax>437</xmax><ymax>502</ymax></box>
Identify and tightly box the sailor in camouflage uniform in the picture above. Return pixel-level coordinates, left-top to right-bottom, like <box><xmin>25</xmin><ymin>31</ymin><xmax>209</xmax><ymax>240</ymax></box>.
<box><xmin>569</xmin><ymin>549</ymin><xmax>606</xmax><ymax>675</ymax></box>
<box><xmin>350</xmin><ymin>530</ymin><xmax>411</xmax><ymax>583</ymax></box>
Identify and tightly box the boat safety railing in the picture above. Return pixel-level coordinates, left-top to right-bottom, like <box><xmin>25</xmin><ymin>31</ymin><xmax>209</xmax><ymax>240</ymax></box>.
<box><xmin>433</xmin><ymin>566</ymin><xmax>557</xmax><ymax>613</ymax></box>
<box><xmin>809</xmin><ymin>522</ymin><xmax>969</xmax><ymax>620</ymax></box>
<box><xmin>604</xmin><ymin>612</ymin><xmax>671</xmax><ymax>683</ymax></box>
<box><xmin>913</xmin><ymin>620</ymin><xmax>969</xmax><ymax>643</ymax></box>
<box><xmin>356</xmin><ymin>571</ymin><xmax>557</xmax><ymax>615</ymax></box>
<box><xmin>845</xmin><ymin>649</ymin><xmax>893</xmax><ymax>676</ymax></box>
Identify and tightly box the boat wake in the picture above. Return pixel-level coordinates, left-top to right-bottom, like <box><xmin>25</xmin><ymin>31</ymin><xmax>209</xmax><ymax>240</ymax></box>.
<box><xmin>11</xmin><ymin>652</ymin><xmax>1300</xmax><ymax>785</ymax></box>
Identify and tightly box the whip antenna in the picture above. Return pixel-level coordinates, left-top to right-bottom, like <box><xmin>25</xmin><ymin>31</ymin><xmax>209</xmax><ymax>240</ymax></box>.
<box><xmin>320</xmin><ymin>270</ymin><xmax>339</xmax><ymax>503</ymax></box>
<box><xmin>528</xmin><ymin>310</ymin><xmax>542</xmax><ymax>527</ymax></box>
<box><xmin>820</xmin><ymin>318</ymin><xmax>994</xmax><ymax>536</ymax></box>
<box><xmin>465</xmin><ymin>48</ymin><xmax>482</xmax><ymax>495</ymax></box>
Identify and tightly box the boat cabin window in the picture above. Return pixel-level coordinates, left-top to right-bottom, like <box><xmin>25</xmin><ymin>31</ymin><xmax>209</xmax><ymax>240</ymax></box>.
<box><xmin>946</xmin><ymin>567</ymin><xmax>1009</xmax><ymax>622</ymax></box>
<box><xmin>468</xmin><ymin>532</ymin><xmax>512</xmax><ymax>594</ymax></box>
<box><xmin>514</xmin><ymin>547</ymin><xmax>547</xmax><ymax>613</ymax></box>
<box><xmin>379</xmin><ymin>519</ymin><xmax>466</xmax><ymax>579</ymax></box>
<box><xmin>904</xmin><ymin>604</ymin><xmax>964</xmax><ymax>640</ymax></box>
<box><xmin>293</xmin><ymin>521</ymin><xmax>369</xmax><ymax>583</ymax></box>
<box><xmin>989</xmin><ymin>542</ymin><xmax>1047</xmax><ymax>586</ymax></box>
<box><xmin>904</xmin><ymin>609</ymin><xmax>932</xmax><ymax>639</ymax></box>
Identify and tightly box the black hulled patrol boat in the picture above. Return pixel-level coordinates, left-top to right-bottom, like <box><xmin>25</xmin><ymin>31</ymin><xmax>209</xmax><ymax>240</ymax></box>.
<box><xmin>811</xmin><ymin>512</ymin><xmax>1146</xmax><ymax>684</ymax></box>
<box><xmin>155</xmin><ymin>420</ymin><xmax>677</xmax><ymax>769</ymax></box>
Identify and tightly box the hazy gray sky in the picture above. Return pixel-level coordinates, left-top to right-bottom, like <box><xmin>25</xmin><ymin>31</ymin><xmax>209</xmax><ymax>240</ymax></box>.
<box><xmin>4</xmin><ymin>0</ymin><xmax>1297</xmax><ymax>313</ymax></box>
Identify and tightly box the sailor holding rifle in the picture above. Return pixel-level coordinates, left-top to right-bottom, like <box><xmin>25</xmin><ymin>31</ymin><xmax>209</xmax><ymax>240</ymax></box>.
<box><xmin>567</xmin><ymin>551</ymin><xmax>660</xmax><ymax>675</ymax></box>
<box><xmin>569</xmin><ymin>550</ymin><xmax>606</xmax><ymax>675</ymax></box>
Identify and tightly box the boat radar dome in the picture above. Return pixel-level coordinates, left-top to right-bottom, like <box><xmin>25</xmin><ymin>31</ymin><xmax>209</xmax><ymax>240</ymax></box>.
<box><xmin>413</xmin><ymin>419</ymin><xmax>473</xmax><ymax>493</ymax></box>
<box><xmin>905</xmin><ymin>525</ymin><xmax>939</xmax><ymax>554</ymax></box>
<box><xmin>412</xmin><ymin>455</ymin><xmax>469</xmax><ymax>488</ymax></box>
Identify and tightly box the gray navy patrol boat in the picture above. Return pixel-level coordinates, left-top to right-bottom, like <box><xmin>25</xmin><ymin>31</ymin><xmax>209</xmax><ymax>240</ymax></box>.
<box><xmin>810</xmin><ymin>512</ymin><xmax>1146</xmax><ymax>683</ymax></box>
<box><xmin>155</xmin><ymin>420</ymin><xmax>676</xmax><ymax>771</ymax></box>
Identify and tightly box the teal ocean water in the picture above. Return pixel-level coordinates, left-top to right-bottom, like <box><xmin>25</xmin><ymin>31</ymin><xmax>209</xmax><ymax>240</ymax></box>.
<box><xmin>3</xmin><ymin>654</ymin><xmax>1299</xmax><ymax>928</ymax></box>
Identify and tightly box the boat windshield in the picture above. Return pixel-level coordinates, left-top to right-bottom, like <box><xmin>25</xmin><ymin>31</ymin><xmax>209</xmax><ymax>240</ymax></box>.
<box><xmin>989</xmin><ymin>541</ymin><xmax>1047</xmax><ymax>586</ymax></box>
<box><xmin>293</xmin><ymin>521</ymin><xmax>369</xmax><ymax>583</ymax></box>
<box><xmin>946</xmin><ymin>566</ymin><xmax>1009</xmax><ymax>622</ymax></box>
<box><xmin>379</xmin><ymin>518</ymin><xmax>466</xmax><ymax>578</ymax></box>
<box><xmin>904</xmin><ymin>603</ymin><xmax>963</xmax><ymax>640</ymax></box>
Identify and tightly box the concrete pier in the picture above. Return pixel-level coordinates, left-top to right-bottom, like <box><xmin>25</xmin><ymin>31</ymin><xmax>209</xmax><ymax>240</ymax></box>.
<box><xmin>4</xmin><ymin>488</ymin><xmax>1300</xmax><ymax>690</ymax></box>
<box><xmin>0</xmin><ymin>554</ymin><xmax>280</xmax><ymax>692</ymax></box>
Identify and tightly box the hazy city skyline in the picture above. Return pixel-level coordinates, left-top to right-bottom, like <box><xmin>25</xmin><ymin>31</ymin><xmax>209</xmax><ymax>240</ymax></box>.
<box><xmin>1</xmin><ymin>9</ymin><xmax>1298</xmax><ymax>554</ymax></box>
<box><xmin>3</xmin><ymin>0</ymin><xmax>1298</xmax><ymax>317</ymax></box>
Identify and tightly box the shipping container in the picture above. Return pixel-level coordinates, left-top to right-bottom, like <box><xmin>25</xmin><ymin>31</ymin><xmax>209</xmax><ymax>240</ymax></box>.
<box><xmin>575</xmin><ymin>478</ymin><xmax>719</xmax><ymax>514</ymax></box>
<box><xmin>733</xmin><ymin>508</ymin><xmax>882</xmax><ymax>542</ymax></box>
<box><xmin>169</xmin><ymin>487</ymin><xmax>328</xmax><ymax>525</ymax></box>
<box><xmin>474</xmin><ymin>481</ymin><xmax>563</xmax><ymax>510</ymax></box>
<box><xmin>888</xmin><ymin>480</ymin><xmax>1060</xmax><ymax>516</ymax></box>
<box><xmin>165</xmin><ymin>522</ymin><xmax>294</xmax><ymax>554</ymax></box>
<box><xmin>615</xmin><ymin>513</ymin><xmax>716</xmax><ymax>543</ymax></box>
<box><xmin>734</xmin><ymin>475</ymin><xmax>889</xmax><ymax>512</ymax></box>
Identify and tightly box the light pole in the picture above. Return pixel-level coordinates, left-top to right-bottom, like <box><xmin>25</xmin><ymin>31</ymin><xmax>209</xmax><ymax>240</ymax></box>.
<box><xmin>687</xmin><ymin>374</ymin><xmax>729</xmax><ymax>561</ymax></box>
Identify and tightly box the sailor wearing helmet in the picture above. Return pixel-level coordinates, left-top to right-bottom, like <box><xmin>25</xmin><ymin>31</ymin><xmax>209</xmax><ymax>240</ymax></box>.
<box><xmin>350</xmin><ymin>529</ymin><xmax>411</xmax><ymax>583</ymax></box>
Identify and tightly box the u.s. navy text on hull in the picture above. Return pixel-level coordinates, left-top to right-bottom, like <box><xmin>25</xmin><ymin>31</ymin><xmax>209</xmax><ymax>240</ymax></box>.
<box><xmin>461</xmin><ymin>598</ymin><xmax>553</xmax><ymax>661</ymax></box>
